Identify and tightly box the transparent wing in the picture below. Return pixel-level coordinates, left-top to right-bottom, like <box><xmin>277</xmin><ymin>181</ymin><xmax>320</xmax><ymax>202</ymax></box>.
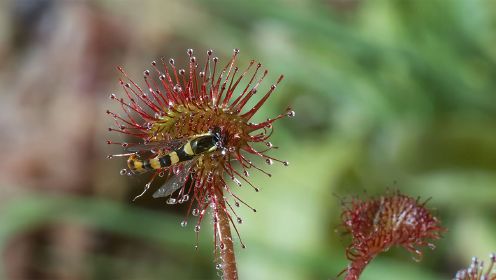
<box><xmin>125</xmin><ymin>138</ymin><xmax>187</xmax><ymax>153</ymax></box>
<box><xmin>152</xmin><ymin>160</ymin><xmax>195</xmax><ymax>198</ymax></box>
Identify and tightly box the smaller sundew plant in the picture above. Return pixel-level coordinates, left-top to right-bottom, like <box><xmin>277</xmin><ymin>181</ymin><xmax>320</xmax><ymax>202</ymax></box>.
<box><xmin>454</xmin><ymin>254</ymin><xmax>496</xmax><ymax>280</ymax></box>
<box><xmin>106</xmin><ymin>48</ymin><xmax>292</xmax><ymax>279</ymax></box>
<box><xmin>338</xmin><ymin>191</ymin><xmax>445</xmax><ymax>280</ymax></box>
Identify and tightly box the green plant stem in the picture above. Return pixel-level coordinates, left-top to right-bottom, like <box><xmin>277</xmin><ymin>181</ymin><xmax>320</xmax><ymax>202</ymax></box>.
<box><xmin>216</xmin><ymin>189</ymin><xmax>238</xmax><ymax>280</ymax></box>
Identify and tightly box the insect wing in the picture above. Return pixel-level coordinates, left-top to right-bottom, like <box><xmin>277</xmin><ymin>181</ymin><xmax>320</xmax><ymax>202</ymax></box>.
<box><xmin>152</xmin><ymin>160</ymin><xmax>195</xmax><ymax>198</ymax></box>
<box><xmin>125</xmin><ymin>138</ymin><xmax>187</xmax><ymax>153</ymax></box>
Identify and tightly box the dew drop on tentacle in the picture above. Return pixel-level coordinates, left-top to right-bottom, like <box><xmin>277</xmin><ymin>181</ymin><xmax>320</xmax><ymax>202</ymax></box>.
<box><xmin>166</xmin><ymin>198</ymin><xmax>177</xmax><ymax>205</ymax></box>
<box><xmin>192</xmin><ymin>208</ymin><xmax>200</xmax><ymax>216</ymax></box>
<box><xmin>411</xmin><ymin>249</ymin><xmax>423</xmax><ymax>262</ymax></box>
<box><xmin>194</xmin><ymin>225</ymin><xmax>201</xmax><ymax>232</ymax></box>
<box><xmin>237</xmin><ymin>217</ymin><xmax>243</xmax><ymax>224</ymax></box>
<box><xmin>265</xmin><ymin>159</ymin><xmax>273</xmax><ymax>165</ymax></box>
<box><xmin>195</xmin><ymin>179</ymin><xmax>203</xmax><ymax>188</ymax></box>
<box><xmin>206</xmin><ymin>172</ymin><xmax>214</xmax><ymax>183</ymax></box>
<box><xmin>181</xmin><ymin>220</ymin><xmax>188</xmax><ymax>227</ymax></box>
<box><xmin>182</xmin><ymin>194</ymin><xmax>189</xmax><ymax>202</ymax></box>
<box><xmin>233</xmin><ymin>178</ymin><xmax>242</xmax><ymax>187</ymax></box>
<box><xmin>287</xmin><ymin>110</ymin><xmax>296</xmax><ymax>117</ymax></box>
<box><xmin>120</xmin><ymin>169</ymin><xmax>128</xmax><ymax>175</ymax></box>
<box><xmin>173</xmin><ymin>85</ymin><xmax>183</xmax><ymax>93</ymax></box>
<box><xmin>283</xmin><ymin>161</ymin><xmax>289</xmax><ymax>166</ymax></box>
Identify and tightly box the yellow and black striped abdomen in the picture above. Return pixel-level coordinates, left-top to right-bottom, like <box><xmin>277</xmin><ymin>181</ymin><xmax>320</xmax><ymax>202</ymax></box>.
<box><xmin>127</xmin><ymin>155</ymin><xmax>161</xmax><ymax>173</ymax></box>
<box><xmin>127</xmin><ymin>139</ymin><xmax>208</xmax><ymax>174</ymax></box>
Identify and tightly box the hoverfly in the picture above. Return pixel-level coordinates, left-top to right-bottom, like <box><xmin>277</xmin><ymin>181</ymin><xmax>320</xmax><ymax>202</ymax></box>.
<box><xmin>125</xmin><ymin>127</ymin><xmax>226</xmax><ymax>199</ymax></box>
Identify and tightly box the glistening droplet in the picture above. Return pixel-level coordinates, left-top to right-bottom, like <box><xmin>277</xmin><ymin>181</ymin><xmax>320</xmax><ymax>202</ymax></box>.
<box><xmin>192</xmin><ymin>209</ymin><xmax>200</xmax><ymax>216</ymax></box>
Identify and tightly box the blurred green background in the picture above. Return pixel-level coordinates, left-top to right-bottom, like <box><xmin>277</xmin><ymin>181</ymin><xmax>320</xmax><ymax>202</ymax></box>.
<box><xmin>0</xmin><ymin>0</ymin><xmax>495</xmax><ymax>279</ymax></box>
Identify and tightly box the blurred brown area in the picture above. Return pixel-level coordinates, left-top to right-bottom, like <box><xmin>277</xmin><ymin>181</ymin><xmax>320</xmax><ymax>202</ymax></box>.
<box><xmin>0</xmin><ymin>1</ymin><xmax>129</xmax><ymax>279</ymax></box>
<box><xmin>0</xmin><ymin>1</ymin><xmax>125</xmax><ymax>192</ymax></box>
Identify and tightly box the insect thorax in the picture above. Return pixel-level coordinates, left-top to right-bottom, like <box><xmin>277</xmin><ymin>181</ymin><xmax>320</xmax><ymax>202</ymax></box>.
<box><xmin>190</xmin><ymin>134</ymin><xmax>218</xmax><ymax>154</ymax></box>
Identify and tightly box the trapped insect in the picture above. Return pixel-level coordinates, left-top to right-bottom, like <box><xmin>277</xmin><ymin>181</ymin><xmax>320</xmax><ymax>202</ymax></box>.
<box><xmin>123</xmin><ymin>127</ymin><xmax>227</xmax><ymax>201</ymax></box>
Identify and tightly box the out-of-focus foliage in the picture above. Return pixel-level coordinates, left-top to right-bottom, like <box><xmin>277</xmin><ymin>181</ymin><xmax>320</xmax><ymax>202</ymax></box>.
<box><xmin>0</xmin><ymin>0</ymin><xmax>495</xmax><ymax>279</ymax></box>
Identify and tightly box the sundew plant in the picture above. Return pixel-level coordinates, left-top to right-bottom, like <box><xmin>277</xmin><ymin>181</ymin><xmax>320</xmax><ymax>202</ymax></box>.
<box><xmin>107</xmin><ymin>49</ymin><xmax>293</xmax><ymax>279</ymax></box>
